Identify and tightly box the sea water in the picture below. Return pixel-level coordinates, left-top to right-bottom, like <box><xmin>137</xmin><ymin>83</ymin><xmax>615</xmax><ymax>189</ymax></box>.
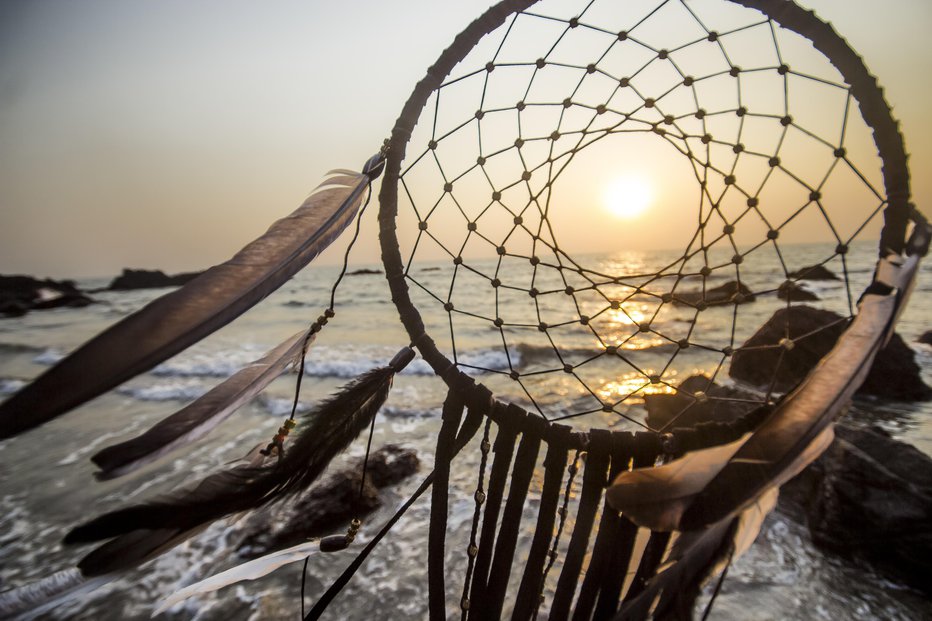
<box><xmin>0</xmin><ymin>242</ymin><xmax>930</xmax><ymax>619</ymax></box>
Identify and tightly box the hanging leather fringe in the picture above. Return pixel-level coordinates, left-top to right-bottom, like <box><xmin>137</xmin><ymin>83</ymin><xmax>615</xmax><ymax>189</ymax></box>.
<box><xmin>478</xmin><ymin>412</ymin><xmax>544</xmax><ymax>620</ymax></box>
<box><xmin>572</xmin><ymin>432</ymin><xmax>638</xmax><ymax>619</ymax></box>
<box><xmin>511</xmin><ymin>424</ymin><xmax>572</xmax><ymax>621</ymax></box>
<box><xmin>428</xmin><ymin>389</ymin><xmax>466</xmax><ymax>621</ymax></box>
<box><xmin>65</xmin><ymin>347</ymin><xmax>414</xmax><ymax>577</ymax></box>
<box><xmin>593</xmin><ymin>432</ymin><xmax>662</xmax><ymax>619</ymax></box>
<box><xmin>549</xmin><ymin>429</ymin><xmax>612</xmax><ymax>621</ymax></box>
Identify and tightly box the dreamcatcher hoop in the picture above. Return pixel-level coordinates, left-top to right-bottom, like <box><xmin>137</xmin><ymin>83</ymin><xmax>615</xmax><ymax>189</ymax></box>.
<box><xmin>0</xmin><ymin>1</ymin><xmax>928</xmax><ymax>619</ymax></box>
<box><xmin>378</xmin><ymin>0</ymin><xmax>914</xmax><ymax>421</ymax></box>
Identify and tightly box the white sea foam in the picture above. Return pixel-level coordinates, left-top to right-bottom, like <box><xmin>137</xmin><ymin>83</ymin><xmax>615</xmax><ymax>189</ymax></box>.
<box><xmin>0</xmin><ymin>378</ymin><xmax>25</xmax><ymax>395</ymax></box>
<box><xmin>32</xmin><ymin>348</ymin><xmax>65</xmax><ymax>365</ymax></box>
<box><xmin>115</xmin><ymin>380</ymin><xmax>208</xmax><ymax>402</ymax></box>
<box><xmin>151</xmin><ymin>348</ymin><xmax>264</xmax><ymax>378</ymax></box>
<box><xmin>301</xmin><ymin>346</ymin><xmax>514</xmax><ymax>378</ymax></box>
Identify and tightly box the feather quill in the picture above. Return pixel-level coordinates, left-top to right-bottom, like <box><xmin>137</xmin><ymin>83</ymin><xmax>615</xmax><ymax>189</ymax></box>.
<box><xmin>91</xmin><ymin>329</ymin><xmax>312</xmax><ymax>479</ymax></box>
<box><xmin>152</xmin><ymin>541</ymin><xmax>324</xmax><ymax>615</ymax></box>
<box><xmin>614</xmin><ymin>489</ymin><xmax>778</xmax><ymax>621</ymax></box>
<box><xmin>66</xmin><ymin>360</ymin><xmax>400</xmax><ymax>576</ymax></box>
<box><xmin>0</xmin><ymin>170</ymin><xmax>371</xmax><ymax>440</ymax></box>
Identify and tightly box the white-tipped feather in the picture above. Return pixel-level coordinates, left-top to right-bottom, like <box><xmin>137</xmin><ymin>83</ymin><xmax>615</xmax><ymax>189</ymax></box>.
<box><xmin>152</xmin><ymin>541</ymin><xmax>325</xmax><ymax>615</ymax></box>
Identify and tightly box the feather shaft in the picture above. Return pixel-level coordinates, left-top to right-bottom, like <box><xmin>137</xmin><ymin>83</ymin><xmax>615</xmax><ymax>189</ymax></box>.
<box><xmin>91</xmin><ymin>330</ymin><xmax>312</xmax><ymax>479</ymax></box>
<box><xmin>0</xmin><ymin>171</ymin><xmax>368</xmax><ymax>439</ymax></box>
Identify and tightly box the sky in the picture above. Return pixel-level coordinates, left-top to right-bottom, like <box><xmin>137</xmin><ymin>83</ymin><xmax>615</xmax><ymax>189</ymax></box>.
<box><xmin>0</xmin><ymin>0</ymin><xmax>930</xmax><ymax>279</ymax></box>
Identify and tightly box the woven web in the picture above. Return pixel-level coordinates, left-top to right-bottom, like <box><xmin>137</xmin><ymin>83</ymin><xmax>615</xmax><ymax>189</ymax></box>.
<box><xmin>396</xmin><ymin>0</ymin><xmax>888</xmax><ymax>429</ymax></box>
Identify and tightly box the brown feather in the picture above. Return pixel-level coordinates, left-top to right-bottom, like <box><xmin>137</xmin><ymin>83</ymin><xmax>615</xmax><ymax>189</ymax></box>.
<box><xmin>91</xmin><ymin>330</ymin><xmax>312</xmax><ymax>479</ymax></box>
<box><xmin>0</xmin><ymin>171</ymin><xmax>368</xmax><ymax>440</ymax></box>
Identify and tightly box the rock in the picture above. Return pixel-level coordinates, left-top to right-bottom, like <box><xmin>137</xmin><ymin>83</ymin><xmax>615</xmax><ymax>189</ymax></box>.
<box><xmin>644</xmin><ymin>374</ymin><xmax>760</xmax><ymax>429</ymax></box>
<box><xmin>237</xmin><ymin>445</ymin><xmax>419</xmax><ymax>556</ymax></box>
<box><xmin>918</xmin><ymin>330</ymin><xmax>932</xmax><ymax>346</ymax></box>
<box><xmin>107</xmin><ymin>268</ymin><xmax>202</xmax><ymax>290</ymax></box>
<box><xmin>777</xmin><ymin>280</ymin><xmax>819</xmax><ymax>302</ymax></box>
<box><xmin>779</xmin><ymin>422</ymin><xmax>932</xmax><ymax>595</ymax></box>
<box><xmin>0</xmin><ymin>274</ymin><xmax>94</xmax><ymax>317</ymax></box>
<box><xmin>673</xmin><ymin>280</ymin><xmax>755</xmax><ymax>307</ymax></box>
<box><xmin>347</xmin><ymin>268</ymin><xmax>381</xmax><ymax>276</ymax></box>
<box><xmin>787</xmin><ymin>264</ymin><xmax>838</xmax><ymax>280</ymax></box>
<box><xmin>729</xmin><ymin>306</ymin><xmax>931</xmax><ymax>401</ymax></box>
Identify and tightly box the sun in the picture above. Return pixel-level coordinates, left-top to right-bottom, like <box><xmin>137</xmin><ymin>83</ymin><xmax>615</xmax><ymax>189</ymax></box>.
<box><xmin>604</xmin><ymin>176</ymin><xmax>653</xmax><ymax>219</ymax></box>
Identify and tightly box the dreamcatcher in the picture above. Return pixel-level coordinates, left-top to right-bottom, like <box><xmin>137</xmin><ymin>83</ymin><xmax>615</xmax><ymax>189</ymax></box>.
<box><xmin>0</xmin><ymin>0</ymin><xmax>928</xmax><ymax>619</ymax></box>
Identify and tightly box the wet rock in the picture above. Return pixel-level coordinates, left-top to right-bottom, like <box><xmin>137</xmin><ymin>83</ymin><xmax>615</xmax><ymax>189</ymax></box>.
<box><xmin>0</xmin><ymin>274</ymin><xmax>94</xmax><ymax>317</ymax></box>
<box><xmin>107</xmin><ymin>268</ymin><xmax>202</xmax><ymax>290</ymax></box>
<box><xmin>673</xmin><ymin>280</ymin><xmax>755</xmax><ymax>307</ymax></box>
<box><xmin>729</xmin><ymin>306</ymin><xmax>931</xmax><ymax>401</ymax></box>
<box><xmin>777</xmin><ymin>280</ymin><xmax>819</xmax><ymax>302</ymax></box>
<box><xmin>787</xmin><ymin>264</ymin><xmax>838</xmax><ymax>281</ymax></box>
<box><xmin>237</xmin><ymin>445</ymin><xmax>419</xmax><ymax>556</ymax></box>
<box><xmin>779</xmin><ymin>422</ymin><xmax>932</xmax><ymax>595</ymax></box>
<box><xmin>644</xmin><ymin>374</ymin><xmax>761</xmax><ymax>430</ymax></box>
<box><xmin>918</xmin><ymin>330</ymin><xmax>932</xmax><ymax>346</ymax></box>
<box><xmin>347</xmin><ymin>268</ymin><xmax>381</xmax><ymax>276</ymax></box>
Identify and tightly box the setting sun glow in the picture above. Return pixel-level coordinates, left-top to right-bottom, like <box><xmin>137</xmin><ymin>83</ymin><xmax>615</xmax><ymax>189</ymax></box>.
<box><xmin>604</xmin><ymin>176</ymin><xmax>653</xmax><ymax>219</ymax></box>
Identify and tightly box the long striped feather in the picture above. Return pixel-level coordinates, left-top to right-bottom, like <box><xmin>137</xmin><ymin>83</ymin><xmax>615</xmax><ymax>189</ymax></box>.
<box><xmin>0</xmin><ymin>170</ymin><xmax>369</xmax><ymax>440</ymax></box>
<box><xmin>91</xmin><ymin>329</ymin><xmax>312</xmax><ymax>479</ymax></box>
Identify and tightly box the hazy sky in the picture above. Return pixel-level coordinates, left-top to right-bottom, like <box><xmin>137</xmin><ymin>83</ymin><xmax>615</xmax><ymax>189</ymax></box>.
<box><xmin>1</xmin><ymin>0</ymin><xmax>930</xmax><ymax>278</ymax></box>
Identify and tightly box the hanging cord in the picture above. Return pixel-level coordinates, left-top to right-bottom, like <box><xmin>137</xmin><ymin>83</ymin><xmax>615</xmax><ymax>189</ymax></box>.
<box><xmin>280</xmin><ymin>150</ymin><xmax>385</xmax><ymax>617</ymax></box>
<box><xmin>459</xmin><ymin>418</ymin><xmax>494</xmax><ymax>619</ymax></box>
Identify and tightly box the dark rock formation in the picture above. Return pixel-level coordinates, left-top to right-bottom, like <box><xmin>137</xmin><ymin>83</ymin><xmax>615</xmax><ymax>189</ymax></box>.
<box><xmin>787</xmin><ymin>264</ymin><xmax>838</xmax><ymax>281</ymax></box>
<box><xmin>918</xmin><ymin>330</ymin><xmax>932</xmax><ymax>346</ymax></box>
<box><xmin>777</xmin><ymin>280</ymin><xmax>819</xmax><ymax>302</ymax></box>
<box><xmin>107</xmin><ymin>268</ymin><xmax>202</xmax><ymax>291</ymax></box>
<box><xmin>644</xmin><ymin>374</ymin><xmax>761</xmax><ymax>430</ymax></box>
<box><xmin>347</xmin><ymin>268</ymin><xmax>382</xmax><ymax>276</ymax></box>
<box><xmin>673</xmin><ymin>280</ymin><xmax>755</xmax><ymax>307</ymax></box>
<box><xmin>0</xmin><ymin>275</ymin><xmax>94</xmax><ymax>317</ymax></box>
<box><xmin>237</xmin><ymin>444</ymin><xmax>419</xmax><ymax>556</ymax></box>
<box><xmin>729</xmin><ymin>305</ymin><xmax>931</xmax><ymax>401</ymax></box>
<box><xmin>780</xmin><ymin>422</ymin><xmax>932</xmax><ymax>595</ymax></box>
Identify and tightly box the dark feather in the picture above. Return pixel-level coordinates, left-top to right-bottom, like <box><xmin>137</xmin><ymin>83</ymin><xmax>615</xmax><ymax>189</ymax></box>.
<box><xmin>679</xmin><ymin>289</ymin><xmax>893</xmax><ymax>530</ymax></box>
<box><xmin>92</xmin><ymin>330</ymin><xmax>312</xmax><ymax>479</ymax></box>
<box><xmin>0</xmin><ymin>171</ymin><xmax>368</xmax><ymax>440</ymax></box>
<box><xmin>67</xmin><ymin>365</ymin><xmax>394</xmax><ymax>576</ymax></box>
<box><xmin>609</xmin><ymin>286</ymin><xmax>897</xmax><ymax>532</ymax></box>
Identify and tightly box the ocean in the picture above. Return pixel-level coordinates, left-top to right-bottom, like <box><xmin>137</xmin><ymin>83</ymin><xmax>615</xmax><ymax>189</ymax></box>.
<box><xmin>0</xmin><ymin>241</ymin><xmax>930</xmax><ymax>619</ymax></box>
